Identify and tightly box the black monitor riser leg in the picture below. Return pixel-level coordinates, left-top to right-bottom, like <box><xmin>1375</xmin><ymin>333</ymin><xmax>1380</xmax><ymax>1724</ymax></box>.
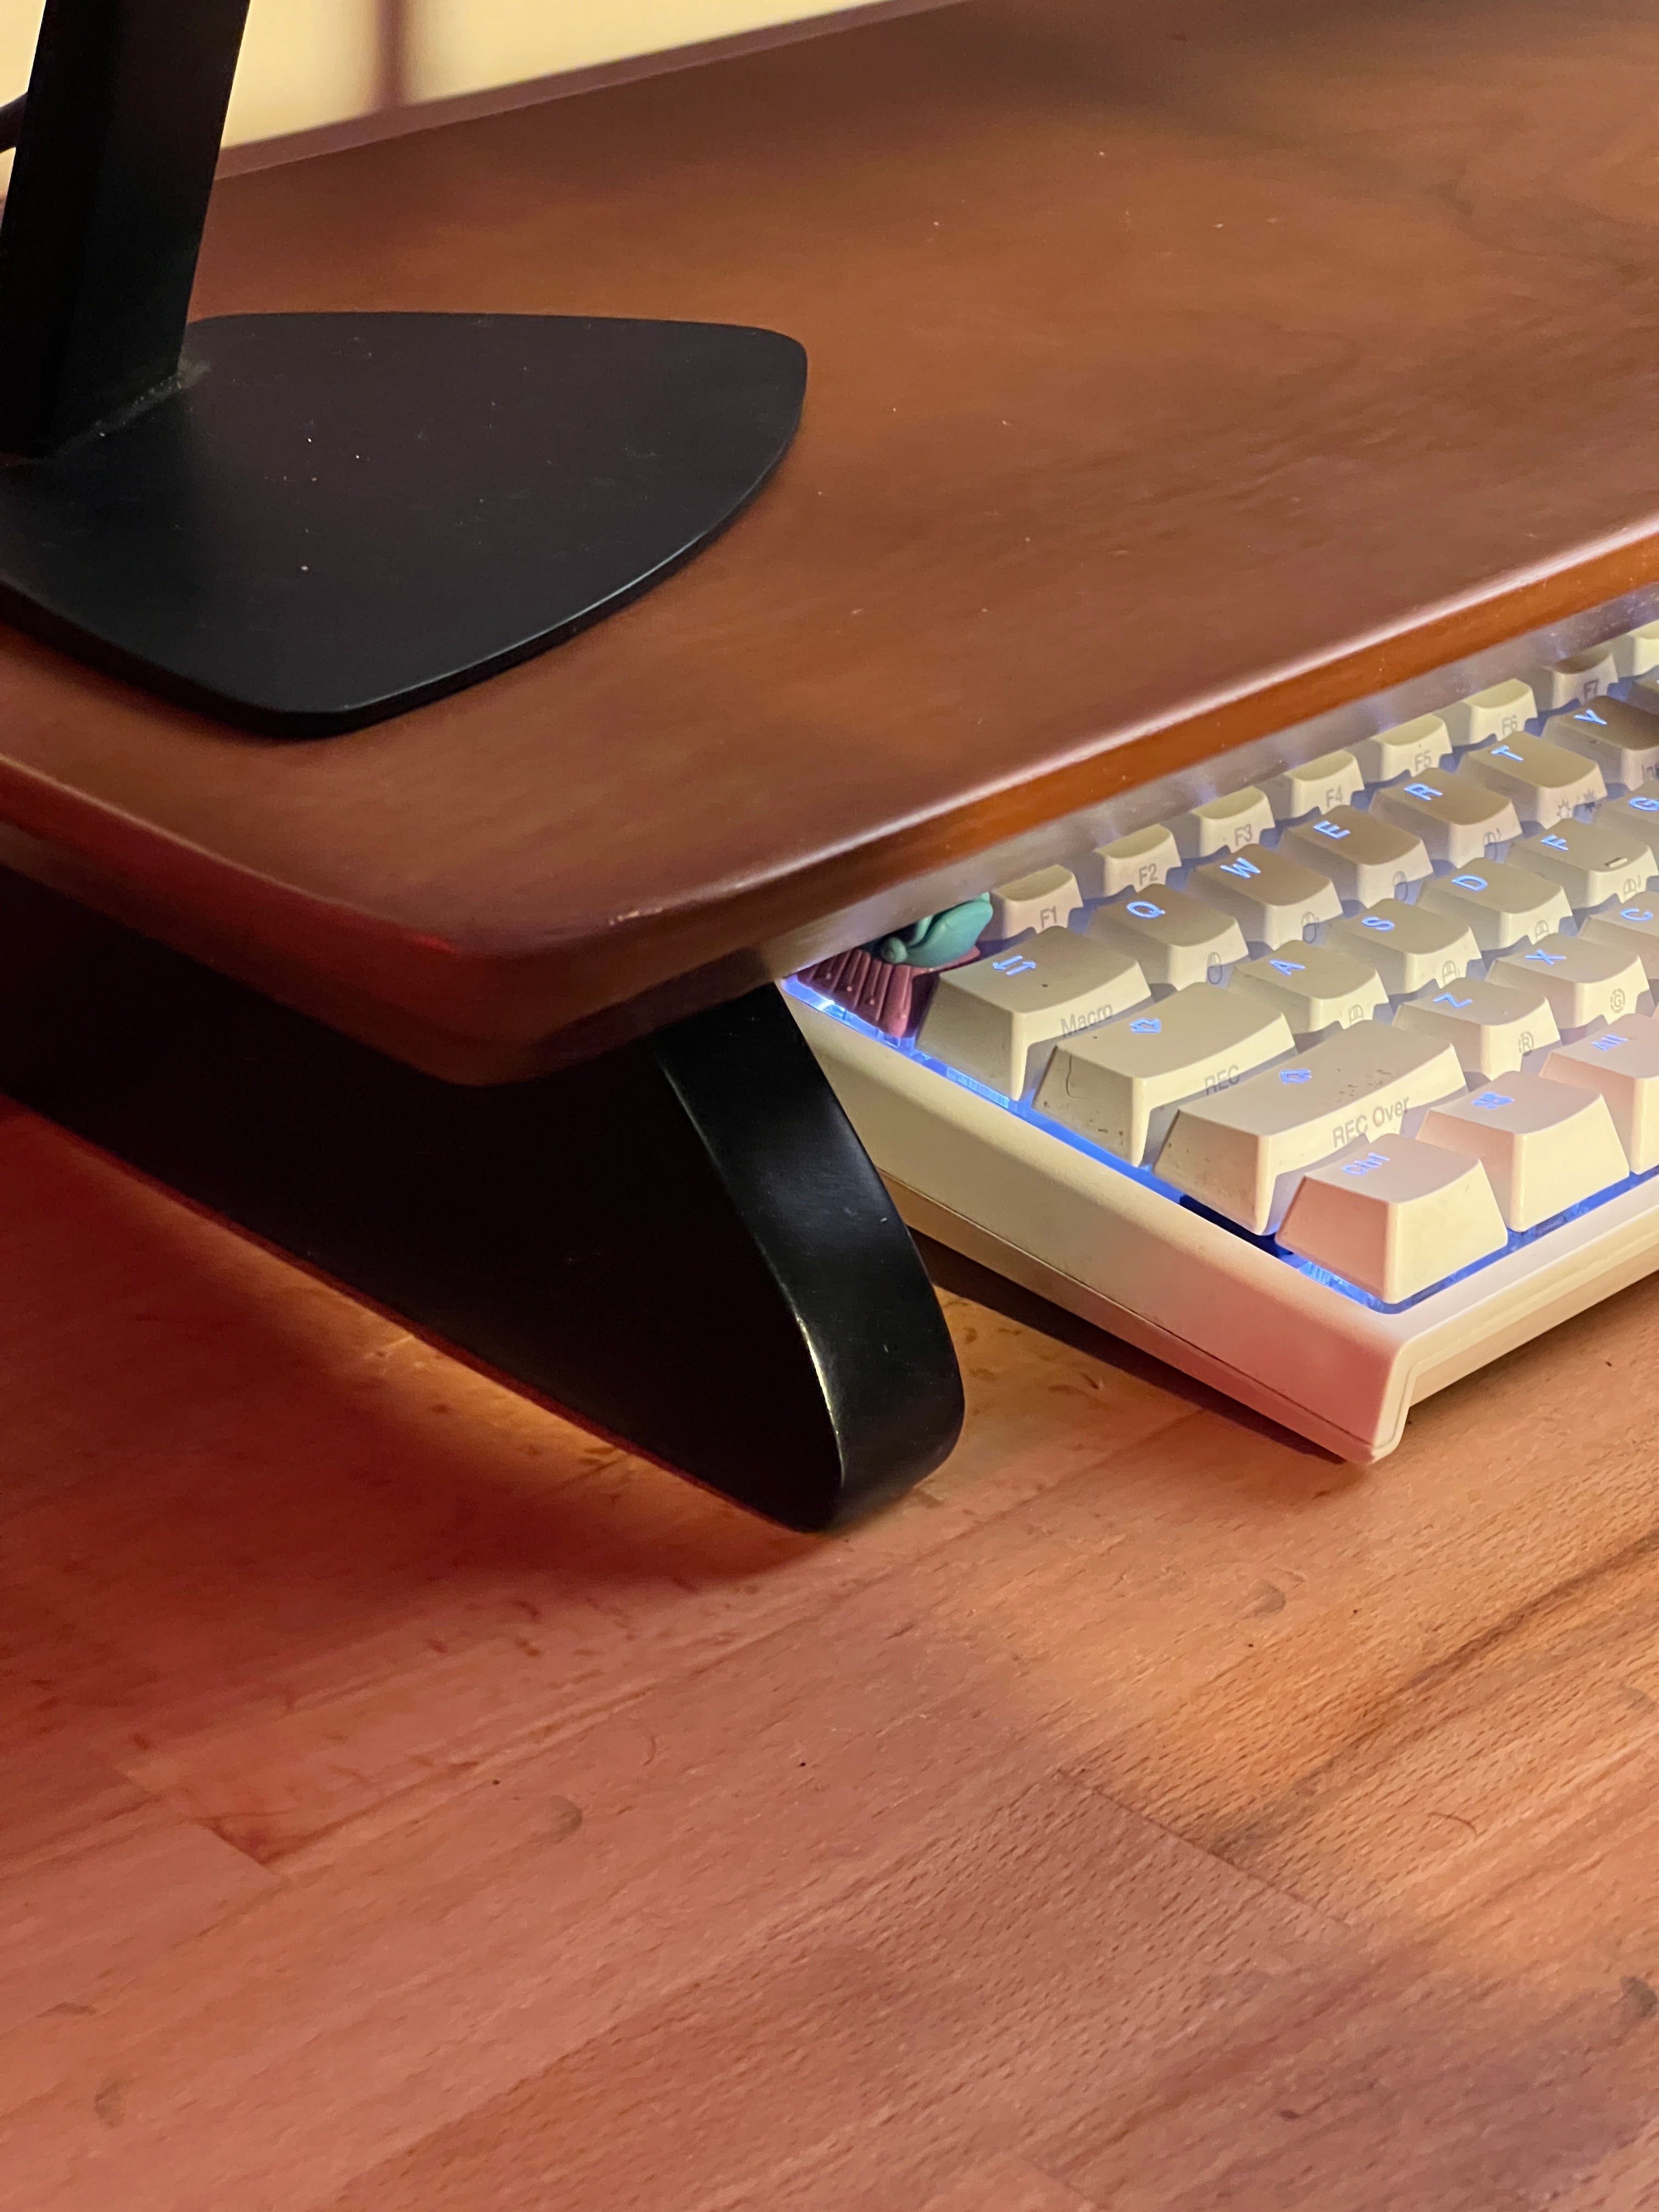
<box><xmin>0</xmin><ymin>867</ymin><xmax>964</xmax><ymax>1532</ymax></box>
<box><xmin>0</xmin><ymin>0</ymin><xmax>807</xmax><ymax>733</ymax></box>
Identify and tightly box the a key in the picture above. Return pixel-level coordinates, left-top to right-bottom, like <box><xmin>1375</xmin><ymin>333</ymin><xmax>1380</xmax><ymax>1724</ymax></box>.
<box><xmin>1086</xmin><ymin>884</ymin><xmax>1249</xmax><ymax>990</ymax></box>
<box><xmin>1457</xmin><ymin>732</ymin><xmax>1605</xmax><ymax>826</ymax></box>
<box><xmin>1032</xmin><ymin>985</ymin><xmax>1293</xmax><ymax>1166</ymax></box>
<box><xmin>1280</xmin><ymin>807</ymin><xmax>1432</xmax><ymax>906</ymax></box>
<box><xmin>1441</xmin><ymin>678</ymin><xmax>1536</xmax><ymax>748</ymax></box>
<box><xmin>986</xmin><ymin>864</ymin><xmax>1083</xmax><ymax>940</ymax></box>
<box><xmin>1351</xmin><ymin>714</ymin><xmax>1452</xmax><ymax>785</ymax></box>
<box><xmin>1611</xmin><ymin>623</ymin><xmax>1659</xmax><ymax>680</ymax></box>
<box><xmin>1418</xmin><ymin>1074</ymin><xmax>1630</xmax><ymax>1230</ymax></box>
<box><xmin>1278</xmin><ymin>1135</ymin><xmax>1508</xmax><ymax>1302</ymax></box>
<box><xmin>1263</xmin><ymin>749</ymin><xmax>1364</xmax><ymax>821</ymax></box>
<box><xmin>1543</xmin><ymin>698</ymin><xmax>1659</xmax><ymax>791</ymax></box>
<box><xmin>1327</xmin><ymin>900</ymin><xmax>1480</xmax><ymax>996</ymax></box>
<box><xmin>1490</xmin><ymin>933</ymin><xmax>1646</xmax><ymax>1029</ymax></box>
<box><xmin>1228</xmin><ymin>942</ymin><xmax>1387</xmax><ymax>1041</ymax></box>
<box><xmin>1392</xmin><ymin>974</ymin><xmax>1559</xmax><ymax>1080</ymax></box>
<box><xmin>1188</xmin><ymin>843</ymin><xmax>1342</xmax><ymax>949</ymax></box>
<box><xmin>1510</xmin><ymin>818</ymin><xmax>1655</xmax><ymax>910</ymax></box>
<box><xmin>1580</xmin><ymin>896</ymin><xmax>1659</xmax><ymax>980</ymax></box>
<box><xmin>1521</xmin><ymin>647</ymin><xmax>1620</xmax><ymax>713</ymax></box>
<box><xmin>1543</xmin><ymin>1015</ymin><xmax>1659</xmax><ymax>1171</ymax></box>
<box><xmin>916</xmin><ymin>927</ymin><xmax>1149</xmax><ymax>1098</ymax></box>
<box><xmin>1416</xmin><ymin>861</ymin><xmax>1571</xmax><ymax>951</ymax></box>
<box><xmin>1593</xmin><ymin>780</ymin><xmax>1659</xmax><ymax>844</ymax></box>
<box><xmin>1170</xmin><ymin>786</ymin><xmax>1275</xmax><ymax>860</ymax></box>
<box><xmin>1369</xmin><ymin>771</ymin><xmax>1522</xmax><ymax>864</ymax></box>
<box><xmin>1077</xmin><ymin>823</ymin><xmax>1181</xmax><ymax>901</ymax></box>
<box><xmin>1155</xmin><ymin>1022</ymin><xmax>1465</xmax><ymax>1233</ymax></box>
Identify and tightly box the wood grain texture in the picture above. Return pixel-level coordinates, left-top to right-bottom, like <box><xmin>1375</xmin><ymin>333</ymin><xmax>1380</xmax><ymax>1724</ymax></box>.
<box><xmin>5</xmin><ymin>0</ymin><xmax>1659</xmax><ymax>1074</ymax></box>
<box><xmin>4</xmin><ymin>1110</ymin><xmax>1659</xmax><ymax>2207</ymax></box>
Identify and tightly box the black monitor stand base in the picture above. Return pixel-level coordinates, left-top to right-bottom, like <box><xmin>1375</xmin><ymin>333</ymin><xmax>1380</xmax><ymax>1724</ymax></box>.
<box><xmin>0</xmin><ymin>311</ymin><xmax>807</xmax><ymax>736</ymax></box>
<box><xmin>0</xmin><ymin>868</ymin><xmax>964</xmax><ymax>1533</ymax></box>
<box><xmin>0</xmin><ymin>1</ymin><xmax>805</xmax><ymax>732</ymax></box>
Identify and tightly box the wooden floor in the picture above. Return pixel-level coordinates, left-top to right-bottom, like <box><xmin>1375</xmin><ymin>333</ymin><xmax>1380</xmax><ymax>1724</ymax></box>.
<box><xmin>4</xmin><ymin>1091</ymin><xmax>1659</xmax><ymax>2210</ymax></box>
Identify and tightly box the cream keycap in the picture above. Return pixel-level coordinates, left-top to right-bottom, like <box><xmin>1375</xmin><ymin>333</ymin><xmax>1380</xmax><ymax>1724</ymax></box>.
<box><xmin>1280</xmin><ymin>807</ymin><xmax>1432</xmax><ymax>906</ymax></box>
<box><xmin>1593</xmin><ymin>781</ymin><xmax>1659</xmax><ymax>844</ymax></box>
<box><xmin>1328</xmin><ymin>900</ymin><xmax>1480</xmax><ymax>996</ymax></box>
<box><xmin>1458</xmin><ymin>731</ymin><xmax>1605</xmax><ymax>825</ymax></box>
<box><xmin>1510</xmin><ymin>818</ymin><xmax>1655</xmax><ymax>909</ymax></box>
<box><xmin>1441</xmin><ymin>678</ymin><xmax>1536</xmax><ymax>748</ymax></box>
<box><xmin>1491</xmin><ymin>933</ymin><xmax>1646</xmax><ymax>1029</ymax></box>
<box><xmin>1521</xmin><ymin>647</ymin><xmax>1619</xmax><ymax>713</ymax></box>
<box><xmin>1543</xmin><ymin>698</ymin><xmax>1659</xmax><ymax>791</ymax></box>
<box><xmin>1077</xmin><ymin>823</ymin><xmax>1181</xmax><ymax>901</ymax></box>
<box><xmin>1417</xmin><ymin>861</ymin><xmax>1570</xmax><ymax>951</ymax></box>
<box><xmin>1543</xmin><ymin>1015</ymin><xmax>1659</xmax><ymax>1171</ymax></box>
<box><xmin>986</xmin><ymin>865</ymin><xmax>1083</xmax><ymax>940</ymax></box>
<box><xmin>1227</xmin><ymin>943</ymin><xmax>1387</xmax><ymax>1041</ymax></box>
<box><xmin>1579</xmin><ymin>896</ymin><xmax>1659</xmax><ymax>980</ymax></box>
<box><xmin>917</xmin><ymin>928</ymin><xmax>1149</xmax><ymax>1098</ymax></box>
<box><xmin>1418</xmin><ymin>1074</ymin><xmax>1629</xmax><ymax>1231</ymax></box>
<box><xmin>1611</xmin><ymin>623</ymin><xmax>1659</xmax><ymax>679</ymax></box>
<box><xmin>1263</xmin><ymin>750</ymin><xmax>1364</xmax><ymax>821</ymax></box>
<box><xmin>1370</xmin><ymin>771</ymin><xmax>1522</xmax><ymax>864</ymax></box>
<box><xmin>1155</xmin><ymin>1022</ymin><xmax>1465</xmax><ymax>1234</ymax></box>
<box><xmin>1086</xmin><ymin>885</ymin><xmax>1248</xmax><ymax>990</ymax></box>
<box><xmin>1032</xmin><ymin>985</ymin><xmax>1293</xmax><ymax>1167</ymax></box>
<box><xmin>1392</xmin><ymin>975</ymin><xmax>1559</xmax><ymax>1080</ymax></box>
<box><xmin>1188</xmin><ymin>843</ymin><xmax>1342</xmax><ymax>948</ymax></box>
<box><xmin>1170</xmin><ymin>786</ymin><xmax>1275</xmax><ymax>860</ymax></box>
<box><xmin>1278</xmin><ymin>1136</ymin><xmax>1508</xmax><ymax>1302</ymax></box>
<box><xmin>1351</xmin><ymin>714</ymin><xmax>1452</xmax><ymax>785</ymax></box>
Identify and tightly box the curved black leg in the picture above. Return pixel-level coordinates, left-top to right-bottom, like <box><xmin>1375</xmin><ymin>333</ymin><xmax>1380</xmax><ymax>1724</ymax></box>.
<box><xmin>0</xmin><ymin>869</ymin><xmax>963</xmax><ymax>1531</ymax></box>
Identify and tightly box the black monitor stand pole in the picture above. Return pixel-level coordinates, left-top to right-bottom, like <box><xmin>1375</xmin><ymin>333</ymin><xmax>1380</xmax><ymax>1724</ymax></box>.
<box><xmin>0</xmin><ymin>4</ymin><xmax>965</xmax><ymax>1530</ymax></box>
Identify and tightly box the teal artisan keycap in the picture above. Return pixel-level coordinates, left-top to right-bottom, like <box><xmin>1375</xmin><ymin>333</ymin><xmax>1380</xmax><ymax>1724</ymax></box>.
<box><xmin>872</xmin><ymin>896</ymin><xmax>995</xmax><ymax>967</ymax></box>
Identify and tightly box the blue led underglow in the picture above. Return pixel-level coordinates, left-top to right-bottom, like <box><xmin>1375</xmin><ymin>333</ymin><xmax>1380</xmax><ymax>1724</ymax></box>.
<box><xmin>783</xmin><ymin>974</ymin><xmax>1659</xmax><ymax>1317</ymax></box>
<box><xmin>787</xmin><ymin>669</ymin><xmax>1659</xmax><ymax>1313</ymax></box>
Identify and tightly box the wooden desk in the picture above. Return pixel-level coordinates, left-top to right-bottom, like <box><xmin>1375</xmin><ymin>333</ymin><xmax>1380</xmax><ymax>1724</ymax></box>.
<box><xmin>3</xmin><ymin>1097</ymin><xmax>1657</xmax><ymax>2209</ymax></box>
<box><xmin>4</xmin><ymin>0</ymin><xmax>1659</xmax><ymax>1077</ymax></box>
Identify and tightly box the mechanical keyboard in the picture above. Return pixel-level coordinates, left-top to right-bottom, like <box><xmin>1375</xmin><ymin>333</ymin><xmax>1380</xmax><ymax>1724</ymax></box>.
<box><xmin>787</xmin><ymin>619</ymin><xmax>1659</xmax><ymax>1462</ymax></box>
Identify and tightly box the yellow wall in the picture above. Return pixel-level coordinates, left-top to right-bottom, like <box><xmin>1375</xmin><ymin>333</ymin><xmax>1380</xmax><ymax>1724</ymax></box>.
<box><xmin>0</xmin><ymin>3</ymin><xmax>861</xmax><ymax>149</ymax></box>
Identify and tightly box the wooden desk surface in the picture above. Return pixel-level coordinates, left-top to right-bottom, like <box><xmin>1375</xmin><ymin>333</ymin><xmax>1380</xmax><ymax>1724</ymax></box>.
<box><xmin>5</xmin><ymin>0</ymin><xmax>1659</xmax><ymax>1076</ymax></box>
<box><xmin>4</xmin><ymin>1099</ymin><xmax>1659</xmax><ymax>2207</ymax></box>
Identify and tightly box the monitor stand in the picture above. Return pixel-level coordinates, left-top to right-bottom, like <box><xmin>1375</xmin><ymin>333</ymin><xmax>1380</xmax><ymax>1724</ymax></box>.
<box><xmin>0</xmin><ymin>866</ymin><xmax>964</xmax><ymax>1532</ymax></box>
<box><xmin>0</xmin><ymin>0</ymin><xmax>806</xmax><ymax>734</ymax></box>
<box><xmin>0</xmin><ymin>3</ymin><xmax>962</xmax><ymax>1530</ymax></box>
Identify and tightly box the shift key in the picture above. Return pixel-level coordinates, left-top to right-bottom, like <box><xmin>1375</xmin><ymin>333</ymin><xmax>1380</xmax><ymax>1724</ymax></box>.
<box><xmin>1155</xmin><ymin>1022</ymin><xmax>1466</xmax><ymax>1233</ymax></box>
